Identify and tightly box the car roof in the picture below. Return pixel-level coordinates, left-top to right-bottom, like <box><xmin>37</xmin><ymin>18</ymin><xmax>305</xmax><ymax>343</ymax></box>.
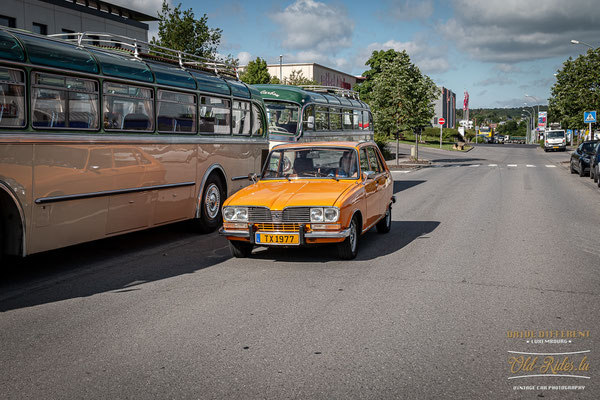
<box><xmin>271</xmin><ymin>141</ymin><xmax>374</xmax><ymax>150</ymax></box>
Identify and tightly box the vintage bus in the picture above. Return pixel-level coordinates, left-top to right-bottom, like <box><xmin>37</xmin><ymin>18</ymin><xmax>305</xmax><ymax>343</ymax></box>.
<box><xmin>0</xmin><ymin>29</ymin><xmax>268</xmax><ymax>262</ymax></box>
<box><xmin>253</xmin><ymin>84</ymin><xmax>373</xmax><ymax>148</ymax></box>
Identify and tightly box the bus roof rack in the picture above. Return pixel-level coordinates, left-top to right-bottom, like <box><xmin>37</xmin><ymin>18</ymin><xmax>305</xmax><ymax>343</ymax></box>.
<box><xmin>48</xmin><ymin>31</ymin><xmax>239</xmax><ymax>79</ymax></box>
<box><xmin>297</xmin><ymin>85</ymin><xmax>360</xmax><ymax>100</ymax></box>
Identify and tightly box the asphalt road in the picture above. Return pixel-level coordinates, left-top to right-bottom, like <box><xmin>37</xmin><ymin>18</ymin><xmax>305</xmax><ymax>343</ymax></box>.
<box><xmin>1</xmin><ymin>144</ymin><xmax>599</xmax><ymax>399</ymax></box>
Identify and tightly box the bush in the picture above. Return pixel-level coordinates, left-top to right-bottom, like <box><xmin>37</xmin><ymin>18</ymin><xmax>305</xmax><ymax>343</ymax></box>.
<box><xmin>374</xmin><ymin>133</ymin><xmax>393</xmax><ymax>160</ymax></box>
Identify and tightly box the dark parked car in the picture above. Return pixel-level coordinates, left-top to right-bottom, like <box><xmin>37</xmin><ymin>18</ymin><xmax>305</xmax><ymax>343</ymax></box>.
<box><xmin>589</xmin><ymin>142</ymin><xmax>600</xmax><ymax>183</ymax></box>
<box><xmin>570</xmin><ymin>140</ymin><xmax>598</xmax><ymax>177</ymax></box>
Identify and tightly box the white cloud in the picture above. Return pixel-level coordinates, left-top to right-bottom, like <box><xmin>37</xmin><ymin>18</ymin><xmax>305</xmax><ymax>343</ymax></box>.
<box><xmin>270</xmin><ymin>0</ymin><xmax>354</xmax><ymax>54</ymax></box>
<box><xmin>440</xmin><ymin>0</ymin><xmax>600</xmax><ymax>63</ymax></box>
<box><xmin>387</xmin><ymin>0</ymin><xmax>434</xmax><ymax>20</ymax></box>
<box><xmin>475</xmin><ymin>76</ymin><xmax>516</xmax><ymax>87</ymax></box>
<box><xmin>355</xmin><ymin>39</ymin><xmax>452</xmax><ymax>75</ymax></box>
<box><xmin>237</xmin><ymin>51</ymin><xmax>252</xmax><ymax>66</ymax></box>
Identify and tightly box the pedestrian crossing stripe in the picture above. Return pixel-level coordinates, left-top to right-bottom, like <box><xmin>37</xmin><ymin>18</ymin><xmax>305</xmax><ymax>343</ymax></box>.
<box><xmin>507</xmin><ymin>164</ymin><xmax>517</xmax><ymax>167</ymax></box>
<box><xmin>545</xmin><ymin>165</ymin><xmax>556</xmax><ymax>168</ymax></box>
<box><xmin>488</xmin><ymin>164</ymin><xmax>497</xmax><ymax>167</ymax></box>
<box><xmin>526</xmin><ymin>165</ymin><xmax>536</xmax><ymax>167</ymax></box>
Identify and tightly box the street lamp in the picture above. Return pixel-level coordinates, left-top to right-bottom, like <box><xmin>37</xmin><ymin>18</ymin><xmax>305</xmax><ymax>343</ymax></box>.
<box><xmin>570</xmin><ymin>39</ymin><xmax>594</xmax><ymax>49</ymax></box>
<box><xmin>522</xmin><ymin>109</ymin><xmax>532</xmax><ymax>143</ymax></box>
<box><xmin>525</xmin><ymin>94</ymin><xmax>540</xmax><ymax>141</ymax></box>
<box><xmin>279</xmin><ymin>55</ymin><xmax>283</xmax><ymax>82</ymax></box>
<box><xmin>524</xmin><ymin>103</ymin><xmax>535</xmax><ymax>132</ymax></box>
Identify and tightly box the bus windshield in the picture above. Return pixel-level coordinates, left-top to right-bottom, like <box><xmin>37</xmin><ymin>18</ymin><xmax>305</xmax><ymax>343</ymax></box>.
<box><xmin>265</xmin><ymin>101</ymin><xmax>300</xmax><ymax>135</ymax></box>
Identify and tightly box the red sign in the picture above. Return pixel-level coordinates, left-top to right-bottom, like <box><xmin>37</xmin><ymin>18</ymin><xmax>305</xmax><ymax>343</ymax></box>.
<box><xmin>438</xmin><ymin>118</ymin><xmax>445</xmax><ymax>125</ymax></box>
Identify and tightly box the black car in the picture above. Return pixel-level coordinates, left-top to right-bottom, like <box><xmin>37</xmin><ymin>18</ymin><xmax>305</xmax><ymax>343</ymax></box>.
<box><xmin>589</xmin><ymin>142</ymin><xmax>600</xmax><ymax>183</ymax></box>
<box><xmin>570</xmin><ymin>140</ymin><xmax>599</xmax><ymax>177</ymax></box>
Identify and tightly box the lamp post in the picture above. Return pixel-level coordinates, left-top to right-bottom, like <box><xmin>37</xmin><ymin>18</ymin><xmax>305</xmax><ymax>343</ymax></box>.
<box><xmin>279</xmin><ymin>55</ymin><xmax>283</xmax><ymax>82</ymax></box>
<box><xmin>524</xmin><ymin>103</ymin><xmax>535</xmax><ymax>132</ymax></box>
<box><xmin>525</xmin><ymin>94</ymin><xmax>540</xmax><ymax>141</ymax></box>
<box><xmin>571</xmin><ymin>39</ymin><xmax>596</xmax><ymax>140</ymax></box>
<box><xmin>521</xmin><ymin>109</ymin><xmax>533</xmax><ymax>144</ymax></box>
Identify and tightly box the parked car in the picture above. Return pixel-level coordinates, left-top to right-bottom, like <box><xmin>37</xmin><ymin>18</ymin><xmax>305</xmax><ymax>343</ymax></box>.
<box><xmin>544</xmin><ymin>130</ymin><xmax>567</xmax><ymax>152</ymax></box>
<box><xmin>570</xmin><ymin>140</ymin><xmax>599</xmax><ymax>177</ymax></box>
<box><xmin>219</xmin><ymin>141</ymin><xmax>395</xmax><ymax>259</ymax></box>
<box><xmin>495</xmin><ymin>135</ymin><xmax>504</xmax><ymax>144</ymax></box>
<box><xmin>588</xmin><ymin>141</ymin><xmax>600</xmax><ymax>183</ymax></box>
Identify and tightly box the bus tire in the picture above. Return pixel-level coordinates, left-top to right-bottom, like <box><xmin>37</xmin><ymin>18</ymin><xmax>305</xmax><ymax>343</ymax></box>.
<box><xmin>196</xmin><ymin>174</ymin><xmax>225</xmax><ymax>233</ymax></box>
<box><xmin>229</xmin><ymin>240</ymin><xmax>253</xmax><ymax>258</ymax></box>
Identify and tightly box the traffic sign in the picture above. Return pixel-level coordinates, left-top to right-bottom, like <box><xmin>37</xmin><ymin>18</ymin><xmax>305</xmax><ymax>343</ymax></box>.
<box><xmin>438</xmin><ymin>118</ymin><xmax>445</xmax><ymax>125</ymax></box>
<box><xmin>584</xmin><ymin>111</ymin><xmax>596</xmax><ymax>123</ymax></box>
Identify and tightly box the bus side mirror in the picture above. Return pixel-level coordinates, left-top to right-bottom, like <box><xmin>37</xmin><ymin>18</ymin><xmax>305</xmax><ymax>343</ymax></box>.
<box><xmin>307</xmin><ymin>116</ymin><xmax>314</xmax><ymax>129</ymax></box>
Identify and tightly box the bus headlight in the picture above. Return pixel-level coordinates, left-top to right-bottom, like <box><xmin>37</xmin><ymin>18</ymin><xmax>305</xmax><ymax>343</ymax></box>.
<box><xmin>310</xmin><ymin>207</ymin><xmax>339</xmax><ymax>223</ymax></box>
<box><xmin>223</xmin><ymin>206</ymin><xmax>248</xmax><ymax>222</ymax></box>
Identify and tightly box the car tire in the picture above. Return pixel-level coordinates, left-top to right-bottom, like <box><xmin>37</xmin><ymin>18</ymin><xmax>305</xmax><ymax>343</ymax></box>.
<box><xmin>595</xmin><ymin>166</ymin><xmax>599</xmax><ymax>183</ymax></box>
<box><xmin>193</xmin><ymin>174</ymin><xmax>225</xmax><ymax>233</ymax></box>
<box><xmin>579</xmin><ymin>162</ymin><xmax>586</xmax><ymax>177</ymax></box>
<box><xmin>337</xmin><ymin>215</ymin><xmax>359</xmax><ymax>260</ymax></box>
<box><xmin>376</xmin><ymin>205</ymin><xmax>392</xmax><ymax>234</ymax></box>
<box><xmin>570</xmin><ymin>161</ymin><xmax>577</xmax><ymax>174</ymax></box>
<box><xmin>229</xmin><ymin>240</ymin><xmax>253</xmax><ymax>258</ymax></box>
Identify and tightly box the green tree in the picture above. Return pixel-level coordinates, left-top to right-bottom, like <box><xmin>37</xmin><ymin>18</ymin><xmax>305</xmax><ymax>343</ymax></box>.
<box><xmin>549</xmin><ymin>48</ymin><xmax>600</xmax><ymax>130</ymax></box>
<box><xmin>283</xmin><ymin>70</ymin><xmax>318</xmax><ymax>86</ymax></box>
<box><xmin>151</xmin><ymin>0</ymin><xmax>222</xmax><ymax>59</ymax></box>
<box><xmin>355</xmin><ymin>49</ymin><xmax>401</xmax><ymax>104</ymax></box>
<box><xmin>240</xmin><ymin>57</ymin><xmax>272</xmax><ymax>84</ymax></box>
<box><xmin>370</xmin><ymin>50</ymin><xmax>439</xmax><ymax>137</ymax></box>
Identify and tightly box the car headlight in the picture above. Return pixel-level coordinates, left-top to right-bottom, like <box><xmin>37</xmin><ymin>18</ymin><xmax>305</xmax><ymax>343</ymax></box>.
<box><xmin>310</xmin><ymin>207</ymin><xmax>339</xmax><ymax>223</ymax></box>
<box><xmin>223</xmin><ymin>206</ymin><xmax>248</xmax><ymax>222</ymax></box>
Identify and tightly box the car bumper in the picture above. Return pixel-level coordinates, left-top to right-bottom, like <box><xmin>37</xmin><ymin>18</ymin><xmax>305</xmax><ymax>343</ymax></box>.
<box><xmin>219</xmin><ymin>225</ymin><xmax>351</xmax><ymax>245</ymax></box>
<box><xmin>545</xmin><ymin>143</ymin><xmax>566</xmax><ymax>149</ymax></box>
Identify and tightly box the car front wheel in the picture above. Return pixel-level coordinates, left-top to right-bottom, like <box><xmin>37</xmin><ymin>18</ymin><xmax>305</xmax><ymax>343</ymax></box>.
<box><xmin>579</xmin><ymin>161</ymin><xmax>586</xmax><ymax>177</ymax></box>
<box><xmin>337</xmin><ymin>216</ymin><xmax>359</xmax><ymax>260</ymax></box>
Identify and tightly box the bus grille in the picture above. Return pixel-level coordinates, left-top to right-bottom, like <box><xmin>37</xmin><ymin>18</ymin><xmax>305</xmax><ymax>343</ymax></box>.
<box><xmin>255</xmin><ymin>223</ymin><xmax>301</xmax><ymax>232</ymax></box>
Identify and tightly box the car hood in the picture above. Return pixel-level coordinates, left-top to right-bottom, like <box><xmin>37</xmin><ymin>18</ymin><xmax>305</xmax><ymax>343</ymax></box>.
<box><xmin>226</xmin><ymin>179</ymin><xmax>358</xmax><ymax>209</ymax></box>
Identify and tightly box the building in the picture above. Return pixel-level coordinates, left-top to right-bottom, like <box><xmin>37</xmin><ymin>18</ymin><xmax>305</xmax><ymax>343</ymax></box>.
<box><xmin>431</xmin><ymin>86</ymin><xmax>456</xmax><ymax>129</ymax></box>
<box><xmin>0</xmin><ymin>0</ymin><xmax>157</xmax><ymax>42</ymax></box>
<box><xmin>265</xmin><ymin>62</ymin><xmax>358</xmax><ymax>90</ymax></box>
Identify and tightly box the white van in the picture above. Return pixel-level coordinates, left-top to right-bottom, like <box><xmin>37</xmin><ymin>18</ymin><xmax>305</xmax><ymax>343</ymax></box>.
<box><xmin>544</xmin><ymin>130</ymin><xmax>567</xmax><ymax>152</ymax></box>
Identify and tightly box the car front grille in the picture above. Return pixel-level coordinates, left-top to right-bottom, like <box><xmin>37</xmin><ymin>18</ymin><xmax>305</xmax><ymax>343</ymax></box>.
<box><xmin>247</xmin><ymin>207</ymin><xmax>311</xmax><ymax>223</ymax></box>
<box><xmin>255</xmin><ymin>223</ymin><xmax>301</xmax><ymax>232</ymax></box>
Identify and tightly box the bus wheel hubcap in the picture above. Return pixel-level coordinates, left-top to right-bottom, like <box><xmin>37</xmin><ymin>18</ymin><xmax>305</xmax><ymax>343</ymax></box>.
<box><xmin>205</xmin><ymin>184</ymin><xmax>220</xmax><ymax>219</ymax></box>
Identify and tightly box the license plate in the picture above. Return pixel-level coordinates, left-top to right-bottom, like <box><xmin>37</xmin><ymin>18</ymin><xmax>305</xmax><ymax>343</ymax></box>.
<box><xmin>255</xmin><ymin>233</ymin><xmax>299</xmax><ymax>245</ymax></box>
<box><xmin>553</xmin><ymin>146</ymin><xmax>559</xmax><ymax>149</ymax></box>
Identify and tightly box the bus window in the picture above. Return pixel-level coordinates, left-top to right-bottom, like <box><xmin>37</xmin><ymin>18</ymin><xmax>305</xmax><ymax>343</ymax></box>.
<box><xmin>329</xmin><ymin>108</ymin><xmax>341</xmax><ymax>131</ymax></box>
<box><xmin>232</xmin><ymin>101</ymin><xmax>251</xmax><ymax>135</ymax></box>
<box><xmin>199</xmin><ymin>96</ymin><xmax>231</xmax><ymax>134</ymax></box>
<box><xmin>342</xmin><ymin>109</ymin><xmax>352</xmax><ymax>130</ymax></box>
<box><xmin>103</xmin><ymin>82</ymin><xmax>153</xmax><ymax>131</ymax></box>
<box><xmin>302</xmin><ymin>105</ymin><xmax>314</xmax><ymax>132</ymax></box>
<box><xmin>157</xmin><ymin>90</ymin><xmax>196</xmax><ymax>134</ymax></box>
<box><xmin>251</xmin><ymin>104</ymin><xmax>264</xmax><ymax>136</ymax></box>
<box><xmin>362</xmin><ymin>111</ymin><xmax>370</xmax><ymax>130</ymax></box>
<box><xmin>32</xmin><ymin>73</ymin><xmax>99</xmax><ymax>130</ymax></box>
<box><xmin>264</xmin><ymin>101</ymin><xmax>299</xmax><ymax>135</ymax></box>
<box><xmin>352</xmin><ymin>109</ymin><xmax>360</xmax><ymax>130</ymax></box>
<box><xmin>369</xmin><ymin>112</ymin><xmax>374</xmax><ymax>131</ymax></box>
<box><xmin>0</xmin><ymin>67</ymin><xmax>25</xmax><ymax>128</ymax></box>
<box><xmin>315</xmin><ymin>106</ymin><xmax>328</xmax><ymax>131</ymax></box>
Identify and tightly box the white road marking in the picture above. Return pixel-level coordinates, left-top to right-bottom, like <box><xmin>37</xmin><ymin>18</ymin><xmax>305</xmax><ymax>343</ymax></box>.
<box><xmin>507</xmin><ymin>164</ymin><xmax>517</xmax><ymax>167</ymax></box>
<box><xmin>488</xmin><ymin>164</ymin><xmax>498</xmax><ymax>167</ymax></box>
<box><xmin>392</xmin><ymin>170</ymin><xmax>411</xmax><ymax>174</ymax></box>
<box><xmin>526</xmin><ymin>164</ymin><xmax>536</xmax><ymax>168</ymax></box>
<box><xmin>469</xmin><ymin>164</ymin><xmax>480</xmax><ymax>167</ymax></box>
<box><xmin>546</xmin><ymin>165</ymin><xmax>556</xmax><ymax>168</ymax></box>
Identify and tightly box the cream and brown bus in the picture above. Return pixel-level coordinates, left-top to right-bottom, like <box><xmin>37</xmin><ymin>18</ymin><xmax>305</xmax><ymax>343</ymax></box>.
<box><xmin>0</xmin><ymin>29</ymin><xmax>268</xmax><ymax>263</ymax></box>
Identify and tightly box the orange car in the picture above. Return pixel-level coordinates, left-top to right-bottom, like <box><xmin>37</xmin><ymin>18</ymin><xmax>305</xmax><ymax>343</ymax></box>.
<box><xmin>219</xmin><ymin>141</ymin><xmax>395</xmax><ymax>259</ymax></box>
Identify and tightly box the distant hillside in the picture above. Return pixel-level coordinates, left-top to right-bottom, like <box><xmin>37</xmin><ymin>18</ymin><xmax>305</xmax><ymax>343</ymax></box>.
<box><xmin>456</xmin><ymin>106</ymin><xmax>548</xmax><ymax>125</ymax></box>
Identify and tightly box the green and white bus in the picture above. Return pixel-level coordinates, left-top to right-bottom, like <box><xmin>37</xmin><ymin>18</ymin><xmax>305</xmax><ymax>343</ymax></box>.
<box><xmin>253</xmin><ymin>84</ymin><xmax>373</xmax><ymax>148</ymax></box>
<box><xmin>0</xmin><ymin>29</ymin><xmax>268</xmax><ymax>262</ymax></box>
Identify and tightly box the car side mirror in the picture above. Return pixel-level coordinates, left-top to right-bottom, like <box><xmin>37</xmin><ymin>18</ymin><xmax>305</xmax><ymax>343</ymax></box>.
<box><xmin>307</xmin><ymin>115</ymin><xmax>315</xmax><ymax>129</ymax></box>
<box><xmin>249</xmin><ymin>173</ymin><xmax>258</xmax><ymax>183</ymax></box>
<box><xmin>363</xmin><ymin>171</ymin><xmax>375</xmax><ymax>181</ymax></box>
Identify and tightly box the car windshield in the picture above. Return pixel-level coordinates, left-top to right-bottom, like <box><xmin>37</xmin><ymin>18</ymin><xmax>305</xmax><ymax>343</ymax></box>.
<box><xmin>582</xmin><ymin>142</ymin><xmax>597</xmax><ymax>152</ymax></box>
<box><xmin>262</xmin><ymin>148</ymin><xmax>359</xmax><ymax>179</ymax></box>
<box><xmin>265</xmin><ymin>101</ymin><xmax>300</xmax><ymax>135</ymax></box>
<box><xmin>547</xmin><ymin>131</ymin><xmax>565</xmax><ymax>138</ymax></box>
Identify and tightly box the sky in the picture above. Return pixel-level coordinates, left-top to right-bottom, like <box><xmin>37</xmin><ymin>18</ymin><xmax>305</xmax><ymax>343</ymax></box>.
<box><xmin>113</xmin><ymin>0</ymin><xmax>600</xmax><ymax>109</ymax></box>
